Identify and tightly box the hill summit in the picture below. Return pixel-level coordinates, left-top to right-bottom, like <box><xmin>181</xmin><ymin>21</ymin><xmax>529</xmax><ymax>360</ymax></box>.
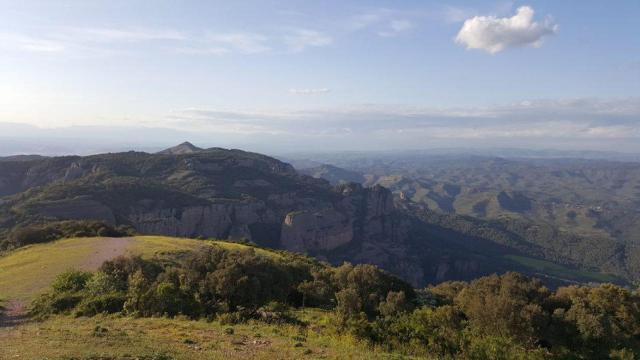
<box><xmin>157</xmin><ymin>141</ymin><xmax>203</xmax><ymax>155</ymax></box>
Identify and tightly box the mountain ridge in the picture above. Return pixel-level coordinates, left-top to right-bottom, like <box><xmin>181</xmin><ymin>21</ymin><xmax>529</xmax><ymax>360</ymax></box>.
<box><xmin>0</xmin><ymin>144</ymin><xmax>631</xmax><ymax>286</ymax></box>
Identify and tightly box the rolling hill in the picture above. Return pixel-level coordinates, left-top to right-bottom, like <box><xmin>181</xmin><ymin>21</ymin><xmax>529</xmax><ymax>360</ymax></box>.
<box><xmin>0</xmin><ymin>235</ymin><xmax>284</xmax><ymax>317</ymax></box>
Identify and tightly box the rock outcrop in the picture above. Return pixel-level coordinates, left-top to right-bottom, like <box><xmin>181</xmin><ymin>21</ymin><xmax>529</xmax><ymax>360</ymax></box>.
<box><xmin>128</xmin><ymin>201</ymin><xmax>277</xmax><ymax>240</ymax></box>
<box><xmin>281</xmin><ymin>184</ymin><xmax>395</xmax><ymax>252</ymax></box>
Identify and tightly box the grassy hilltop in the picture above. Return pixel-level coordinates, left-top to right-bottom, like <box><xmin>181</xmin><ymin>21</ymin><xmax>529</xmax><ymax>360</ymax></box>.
<box><xmin>0</xmin><ymin>236</ymin><xmax>270</xmax><ymax>303</ymax></box>
<box><xmin>0</xmin><ymin>236</ymin><xmax>406</xmax><ymax>359</ymax></box>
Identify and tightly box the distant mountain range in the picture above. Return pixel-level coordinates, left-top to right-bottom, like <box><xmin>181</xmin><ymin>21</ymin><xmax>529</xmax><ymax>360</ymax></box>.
<box><xmin>1</xmin><ymin>144</ymin><xmax>637</xmax><ymax>286</ymax></box>
<box><xmin>289</xmin><ymin>151</ymin><xmax>640</xmax><ymax>284</ymax></box>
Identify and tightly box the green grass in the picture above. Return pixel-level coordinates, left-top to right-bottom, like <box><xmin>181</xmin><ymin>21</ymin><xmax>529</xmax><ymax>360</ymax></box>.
<box><xmin>0</xmin><ymin>236</ymin><xmax>280</xmax><ymax>303</ymax></box>
<box><xmin>0</xmin><ymin>237</ymin><xmax>123</xmax><ymax>302</ymax></box>
<box><xmin>130</xmin><ymin>236</ymin><xmax>282</xmax><ymax>258</ymax></box>
<box><xmin>504</xmin><ymin>255</ymin><xmax>620</xmax><ymax>283</ymax></box>
<box><xmin>0</xmin><ymin>313</ymin><xmax>408</xmax><ymax>360</ymax></box>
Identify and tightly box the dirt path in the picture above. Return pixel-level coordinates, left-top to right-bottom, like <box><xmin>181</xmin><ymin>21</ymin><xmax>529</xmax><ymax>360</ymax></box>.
<box><xmin>0</xmin><ymin>300</ymin><xmax>27</xmax><ymax>328</ymax></box>
<box><xmin>1</xmin><ymin>237</ymin><xmax>137</xmax><ymax>328</ymax></box>
<box><xmin>82</xmin><ymin>237</ymin><xmax>136</xmax><ymax>270</ymax></box>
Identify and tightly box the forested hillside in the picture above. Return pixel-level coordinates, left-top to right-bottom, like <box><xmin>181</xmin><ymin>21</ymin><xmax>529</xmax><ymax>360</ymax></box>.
<box><xmin>292</xmin><ymin>153</ymin><xmax>640</xmax><ymax>285</ymax></box>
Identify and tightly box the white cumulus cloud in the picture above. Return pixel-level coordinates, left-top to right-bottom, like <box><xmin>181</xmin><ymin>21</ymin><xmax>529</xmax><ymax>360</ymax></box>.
<box><xmin>455</xmin><ymin>6</ymin><xmax>557</xmax><ymax>54</ymax></box>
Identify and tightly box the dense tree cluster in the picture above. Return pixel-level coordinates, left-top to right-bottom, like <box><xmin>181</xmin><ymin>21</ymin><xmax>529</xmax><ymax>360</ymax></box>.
<box><xmin>365</xmin><ymin>272</ymin><xmax>640</xmax><ymax>359</ymax></box>
<box><xmin>30</xmin><ymin>246</ymin><xmax>412</xmax><ymax>324</ymax></box>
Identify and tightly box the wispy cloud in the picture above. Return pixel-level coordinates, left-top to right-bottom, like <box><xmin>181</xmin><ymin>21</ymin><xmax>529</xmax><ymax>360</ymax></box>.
<box><xmin>1</xmin><ymin>8</ymin><xmax>419</xmax><ymax>57</ymax></box>
<box><xmin>288</xmin><ymin>88</ymin><xmax>331</xmax><ymax>95</ymax></box>
<box><xmin>0</xmin><ymin>32</ymin><xmax>66</xmax><ymax>53</ymax></box>
<box><xmin>284</xmin><ymin>29</ymin><xmax>332</xmax><ymax>52</ymax></box>
<box><xmin>349</xmin><ymin>10</ymin><xmax>388</xmax><ymax>30</ymax></box>
<box><xmin>455</xmin><ymin>6</ymin><xmax>558</xmax><ymax>54</ymax></box>
<box><xmin>0</xmin><ymin>25</ymin><xmax>336</xmax><ymax>57</ymax></box>
<box><xmin>59</xmin><ymin>27</ymin><xmax>186</xmax><ymax>43</ymax></box>
<box><xmin>162</xmin><ymin>98</ymin><xmax>640</xmax><ymax>143</ymax></box>
<box><xmin>378</xmin><ymin>20</ymin><xmax>413</xmax><ymax>37</ymax></box>
<box><xmin>206</xmin><ymin>32</ymin><xmax>271</xmax><ymax>54</ymax></box>
<box><xmin>175</xmin><ymin>46</ymin><xmax>230</xmax><ymax>55</ymax></box>
<box><xmin>0</xmin><ymin>26</ymin><xmax>186</xmax><ymax>55</ymax></box>
<box><xmin>4</xmin><ymin>98</ymin><xmax>638</xmax><ymax>152</ymax></box>
<box><xmin>348</xmin><ymin>9</ymin><xmax>415</xmax><ymax>37</ymax></box>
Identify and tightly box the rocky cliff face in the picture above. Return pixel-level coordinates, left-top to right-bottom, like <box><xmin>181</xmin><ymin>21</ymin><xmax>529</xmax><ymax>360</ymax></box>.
<box><xmin>121</xmin><ymin>182</ymin><xmax>402</xmax><ymax>257</ymax></box>
<box><xmin>281</xmin><ymin>184</ymin><xmax>394</xmax><ymax>252</ymax></box>
<box><xmin>128</xmin><ymin>201</ymin><xmax>277</xmax><ymax>240</ymax></box>
<box><xmin>281</xmin><ymin>208</ymin><xmax>353</xmax><ymax>252</ymax></box>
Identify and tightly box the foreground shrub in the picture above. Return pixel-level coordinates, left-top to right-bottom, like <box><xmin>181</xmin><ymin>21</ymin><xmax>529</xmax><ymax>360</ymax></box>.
<box><xmin>30</xmin><ymin>270</ymin><xmax>91</xmax><ymax>317</ymax></box>
<box><xmin>256</xmin><ymin>301</ymin><xmax>293</xmax><ymax>324</ymax></box>
<box><xmin>217</xmin><ymin>311</ymin><xmax>247</xmax><ymax>325</ymax></box>
<box><xmin>369</xmin><ymin>305</ymin><xmax>465</xmax><ymax>357</ymax></box>
<box><xmin>454</xmin><ymin>272</ymin><xmax>550</xmax><ymax>346</ymax></box>
<box><xmin>51</xmin><ymin>270</ymin><xmax>93</xmax><ymax>293</ymax></box>
<box><xmin>75</xmin><ymin>292</ymin><xmax>127</xmax><ymax>316</ymax></box>
<box><xmin>30</xmin><ymin>291</ymin><xmax>84</xmax><ymax>317</ymax></box>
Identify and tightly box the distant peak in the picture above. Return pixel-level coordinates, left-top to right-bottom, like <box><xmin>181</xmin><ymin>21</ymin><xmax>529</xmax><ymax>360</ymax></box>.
<box><xmin>177</xmin><ymin>141</ymin><xmax>197</xmax><ymax>148</ymax></box>
<box><xmin>157</xmin><ymin>141</ymin><xmax>203</xmax><ymax>155</ymax></box>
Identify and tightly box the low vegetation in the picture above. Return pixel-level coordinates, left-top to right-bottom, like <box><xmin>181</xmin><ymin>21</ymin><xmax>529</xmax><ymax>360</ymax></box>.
<box><xmin>21</xmin><ymin>243</ymin><xmax>640</xmax><ymax>359</ymax></box>
<box><xmin>1</xmin><ymin>313</ymin><xmax>394</xmax><ymax>360</ymax></box>
<box><xmin>0</xmin><ymin>236</ymin><xmax>276</xmax><ymax>303</ymax></box>
<box><xmin>29</xmin><ymin>247</ymin><xmax>412</xmax><ymax>322</ymax></box>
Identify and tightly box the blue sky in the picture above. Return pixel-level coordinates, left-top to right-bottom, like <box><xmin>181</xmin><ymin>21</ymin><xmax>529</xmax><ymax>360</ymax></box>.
<box><xmin>0</xmin><ymin>0</ymin><xmax>639</xmax><ymax>153</ymax></box>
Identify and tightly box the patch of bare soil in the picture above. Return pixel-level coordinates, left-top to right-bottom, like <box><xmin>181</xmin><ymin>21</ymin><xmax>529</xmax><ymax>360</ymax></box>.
<box><xmin>82</xmin><ymin>237</ymin><xmax>136</xmax><ymax>270</ymax></box>
<box><xmin>0</xmin><ymin>299</ymin><xmax>27</xmax><ymax>328</ymax></box>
